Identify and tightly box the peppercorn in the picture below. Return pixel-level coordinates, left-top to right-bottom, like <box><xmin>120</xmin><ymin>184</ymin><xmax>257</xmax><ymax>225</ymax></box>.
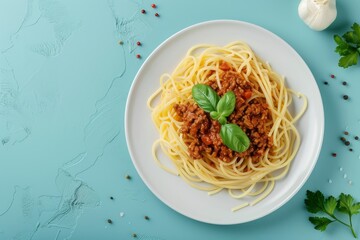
<box><xmin>343</xmin><ymin>95</ymin><xmax>349</xmax><ymax>100</ymax></box>
<box><xmin>345</xmin><ymin>141</ymin><xmax>350</xmax><ymax>146</ymax></box>
<box><xmin>141</xmin><ymin>9</ymin><xmax>146</xmax><ymax>14</ymax></box>
<box><xmin>144</xmin><ymin>215</ymin><xmax>150</xmax><ymax>220</ymax></box>
<box><xmin>355</xmin><ymin>136</ymin><xmax>359</xmax><ymax>140</ymax></box>
<box><xmin>151</xmin><ymin>3</ymin><xmax>156</xmax><ymax>8</ymax></box>
<box><xmin>136</xmin><ymin>54</ymin><xmax>141</xmax><ymax>59</ymax></box>
<box><xmin>136</xmin><ymin>41</ymin><xmax>141</xmax><ymax>46</ymax></box>
<box><xmin>132</xmin><ymin>233</ymin><xmax>137</xmax><ymax>238</ymax></box>
<box><xmin>155</xmin><ymin>13</ymin><xmax>159</xmax><ymax>17</ymax></box>
<box><xmin>330</xmin><ymin>74</ymin><xmax>335</xmax><ymax>78</ymax></box>
<box><xmin>349</xmin><ymin>148</ymin><xmax>353</xmax><ymax>152</ymax></box>
<box><xmin>340</xmin><ymin>137</ymin><xmax>346</xmax><ymax>142</ymax></box>
<box><xmin>107</xmin><ymin>219</ymin><xmax>113</xmax><ymax>224</ymax></box>
<box><xmin>332</xmin><ymin>153</ymin><xmax>337</xmax><ymax>157</ymax></box>
<box><xmin>323</xmin><ymin>81</ymin><xmax>328</xmax><ymax>85</ymax></box>
<box><xmin>342</xmin><ymin>81</ymin><xmax>347</xmax><ymax>86</ymax></box>
<box><xmin>125</xmin><ymin>175</ymin><xmax>131</xmax><ymax>180</ymax></box>
<box><xmin>344</xmin><ymin>131</ymin><xmax>349</xmax><ymax>135</ymax></box>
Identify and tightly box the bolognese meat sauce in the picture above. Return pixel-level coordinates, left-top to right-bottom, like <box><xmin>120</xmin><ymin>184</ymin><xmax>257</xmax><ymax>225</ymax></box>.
<box><xmin>174</xmin><ymin>63</ymin><xmax>273</xmax><ymax>163</ymax></box>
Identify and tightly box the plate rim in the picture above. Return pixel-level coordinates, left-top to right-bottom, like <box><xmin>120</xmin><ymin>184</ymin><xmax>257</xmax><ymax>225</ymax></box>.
<box><xmin>124</xmin><ymin>19</ymin><xmax>324</xmax><ymax>225</ymax></box>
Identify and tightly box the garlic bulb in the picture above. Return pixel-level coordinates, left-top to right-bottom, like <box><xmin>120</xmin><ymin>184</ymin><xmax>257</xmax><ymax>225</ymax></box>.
<box><xmin>298</xmin><ymin>0</ymin><xmax>337</xmax><ymax>31</ymax></box>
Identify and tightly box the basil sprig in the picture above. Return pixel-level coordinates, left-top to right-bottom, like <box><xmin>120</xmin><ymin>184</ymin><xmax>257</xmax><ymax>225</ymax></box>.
<box><xmin>192</xmin><ymin>84</ymin><xmax>250</xmax><ymax>153</ymax></box>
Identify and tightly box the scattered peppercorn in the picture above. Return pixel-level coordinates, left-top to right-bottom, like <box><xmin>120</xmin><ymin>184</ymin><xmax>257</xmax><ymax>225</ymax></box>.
<box><xmin>110</xmin><ymin>196</ymin><xmax>114</xmax><ymax>200</ymax></box>
<box><xmin>344</xmin><ymin>131</ymin><xmax>349</xmax><ymax>135</ymax></box>
<box><xmin>136</xmin><ymin>41</ymin><xmax>141</xmax><ymax>46</ymax></box>
<box><xmin>343</xmin><ymin>95</ymin><xmax>349</xmax><ymax>100</ymax></box>
<box><xmin>349</xmin><ymin>148</ymin><xmax>353</xmax><ymax>152</ymax></box>
<box><xmin>323</xmin><ymin>81</ymin><xmax>328</xmax><ymax>85</ymax></box>
<box><xmin>141</xmin><ymin>9</ymin><xmax>146</xmax><ymax>14</ymax></box>
<box><xmin>136</xmin><ymin>54</ymin><xmax>141</xmax><ymax>59</ymax></box>
<box><xmin>125</xmin><ymin>174</ymin><xmax>131</xmax><ymax>180</ymax></box>
<box><xmin>132</xmin><ymin>233</ymin><xmax>137</xmax><ymax>238</ymax></box>
<box><xmin>332</xmin><ymin>153</ymin><xmax>337</xmax><ymax>157</ymax></box>
<box><xmin>355</xmin><ymin>136</ymin><xmax>359</xmax><ymax>140</ymax></box>
<box><xmin>144</xmin><ymin>215</ymin><xmax>150</xmax><ymax>220</ymax></box>
<box><xmin>330</xmin><ymin>74</ymin><xmax>335</xmax><ymax>78</ymax></box>
<box><xmin>151</xmin><ymin>3</ymin><xmax>156</xmax><ymax>8</ymax></box>
<box><xmin>340</xmin><ymin>137</ymin><xmax>346</xmax><ymax>142</ymax></box>
<box><xmin>155</xmin><ymin>13</ymin><xmax>159</xmax><ymax>17</ymax></box>
<box><xmin>107</xmin><ymin>219</ymin><xmax>113</xmax><ymax>224</ymax></box>
<box><xmin>342</xmin><ymin>81</ymin><xmax>347</xmax><ymax>86</ymax></box>
<box><xmin>345</xmin><ymin>141</ymin><xmax>350</xmax><ymax>146</ymax></box>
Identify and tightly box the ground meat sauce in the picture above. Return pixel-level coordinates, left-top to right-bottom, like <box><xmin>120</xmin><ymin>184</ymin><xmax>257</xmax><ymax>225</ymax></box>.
<box><xmin>174</xmin><ymin>64</ymin><xmax>273</xmax><ymax>163</ymax></box>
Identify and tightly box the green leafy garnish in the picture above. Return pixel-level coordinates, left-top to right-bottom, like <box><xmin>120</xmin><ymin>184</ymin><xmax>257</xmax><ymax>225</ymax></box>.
<box><xmin>309</xmin><ymin>217</ymin><xmax>334</xmax><ymax>231</ymax></box>
<box><xmin>305</xmin><ymin>190</ymin><xmax>360</xmax><ymax>238</ymax></box>
<box><xmin>216</xmin><ymin>91</ymin><xmax>236</xmax><ymax>119</ymax></box>
<box><xmin>338</xmin><ymin>193</ymin><xmax>360</xmax><ymax>215</ymax></box>
<box><xmin>192</xmin><ymin>84</ymin><xmax>219</xmax><ymax>112</ymax></box>
<box><xmin>334</xmin><ymin>22</ymin><xmax>360</xmax><ymax>68</ymax></box>
<box><xmin>192</xmin><ymin>84</ymin><xmax>250</xmax><ymax>153</ymax></box>
<box><xmin>220</xmin><ymin>123</ymin><xmax>250</xmax><ymax>152</ymax></box>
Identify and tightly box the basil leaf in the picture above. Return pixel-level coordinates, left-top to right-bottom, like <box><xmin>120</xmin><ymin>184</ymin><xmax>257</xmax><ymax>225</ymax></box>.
<box><xmin>220</xmin><ymin>123</ymin><xmax>250</xmax><ymax>153</ymax></box>
<box><xmin>210</xmin><ymin>111</ymin><xmax>220</xmax><ymax>120</ymax></box>
<box><xmin>192</xmin><ymin>84</ymin><xmax>219</xmax><ymax>113</ymax></box>
<box><xmin>217</xmin><ymin>91</ymin><xmax>235</xmax><ymax>118</ymax></box>
<box><xmin>218</xmin><ymin>116</ymin><xmax>227</xmax><ymax>125</ymax></box>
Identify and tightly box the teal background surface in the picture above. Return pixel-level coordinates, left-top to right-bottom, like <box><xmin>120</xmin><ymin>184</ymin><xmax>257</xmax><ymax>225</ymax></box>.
<box><xmin>1</xmin><ymin>0</ymin><xmax>360</xmax><ymax>239</ymax></box>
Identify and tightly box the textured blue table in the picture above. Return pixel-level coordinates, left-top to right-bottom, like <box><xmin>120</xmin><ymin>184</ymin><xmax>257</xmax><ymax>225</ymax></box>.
<box><xmin>1</xmin><ymin>0</ymin><xmax>360</xmax><ymax>239</ymax></box>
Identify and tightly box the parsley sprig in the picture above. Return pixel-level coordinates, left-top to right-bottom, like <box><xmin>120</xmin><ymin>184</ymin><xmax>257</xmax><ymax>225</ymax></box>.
<box><xmin>305</xmin><ymin>190</ymin><xmax>360</xmax><ymax>238</ymax></box>
<box><xmin>334</xmin><ymin>22</ymin><xmax>360</xmax><ymax>68</ymax></box>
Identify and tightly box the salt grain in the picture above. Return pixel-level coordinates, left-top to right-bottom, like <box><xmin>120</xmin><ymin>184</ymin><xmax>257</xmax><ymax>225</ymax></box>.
<box><xmin>344</xmin><ymin>174</ymin><xmax>347</xmax><ymax>179</ymax></box>
<box><xmin>339</xmin><ymin>167</ymin><xmax>343</xmax><ymax>171</ymax></box>
<box><xmin>120</xmin><ymin>212</ymin><xmax>124</xmax><ymax>217</ymax></box>
<box><xmin>328</xmin><ymin>179</ymin><xmax>333</xmax><ymax>184</ymax></box>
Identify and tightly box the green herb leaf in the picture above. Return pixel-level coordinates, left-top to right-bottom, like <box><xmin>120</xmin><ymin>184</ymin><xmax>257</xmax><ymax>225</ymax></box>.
<box><xmin>192</xmin><ymin>84</ymin><xmax>220</xmax><ymax>113</ymax></box>
<box><xmin>305</xmin><ymin>190</ymin><xmax>325</xmax><ymax>214</ymax></box>
<box><xmin>338</xmin><ymin>193</ymin><xmax>360</xmax><ymax>215</ymax></box>
<box><xmin>339</xmin><ymin>51</ymin><xmax>359</xmax><ymax>68</ymax></box>
<box><xmin>305</xmin><ymin>191</ymin><xmax>359</xmax><ymax>238</ymax></box>
<box><xmin>220</xmin><ymin>123</ymin><xmax>250</xmax><ymax>153</ymax></box>
<box><xmin>324</xmin><ymin>196</ymin><xmax>337</xmax><ymax>215</ymax></box>
<box><xmin>353</xmin><ymin>23</ymin><xmax>360</xmax><ymax>41</ymax></box>
<box><xmin>343</xmin><ymin>23</ymin><xmax>360</xmax><ymax>45</ymax></box>
<box><xmin>309</xmin><ymin>217</ymin><xmax>334</xmax><ymax>232</ymax></box>
<box><xmin>218</xmin><ymin>116</ymin><xmax>227</xmax><ymax>125</ymax></box>
<box><xmin>334</xmin><ymin>22</ymin><xmax>360</xmax><ymax>69</ymax></box>
<box><xmin>210</xmin><ymin>111</ymin><xmax>220</xmax><ymax>120</ymax></box>
<box><xmin>216</xmin><ymin>91</ymin><xmax>236</xmax><ymax>118</ymax></box>
<box><xmin>334</xmin><ymin>35</ymin><xmax>352</xmax><ymax>56</ymax></box>
<box><xmin>334</xmin><ymin>35</ymin><xmax>346</xmax><ymax>46</ymax></box>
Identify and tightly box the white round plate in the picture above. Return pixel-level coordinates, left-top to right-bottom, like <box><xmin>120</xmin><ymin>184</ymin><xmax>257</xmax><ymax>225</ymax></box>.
<box><xmin>125</xmin><ymin>20</ymin><xmax>324</xmax><ymax>224</ymax></box>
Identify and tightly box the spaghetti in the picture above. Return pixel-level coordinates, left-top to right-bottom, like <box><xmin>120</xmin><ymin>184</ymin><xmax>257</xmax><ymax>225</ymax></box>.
<box><xmin>147</xmin><ymin>41</ymin><xmax>307</xmax><ymax>211</ymax></box>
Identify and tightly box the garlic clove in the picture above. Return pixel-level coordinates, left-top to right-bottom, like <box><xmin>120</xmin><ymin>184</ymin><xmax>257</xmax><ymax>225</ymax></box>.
<box><xmin>298</xmin><ymin>0</ymin><xmax>337</xmax><ymax>31</ymax></box>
